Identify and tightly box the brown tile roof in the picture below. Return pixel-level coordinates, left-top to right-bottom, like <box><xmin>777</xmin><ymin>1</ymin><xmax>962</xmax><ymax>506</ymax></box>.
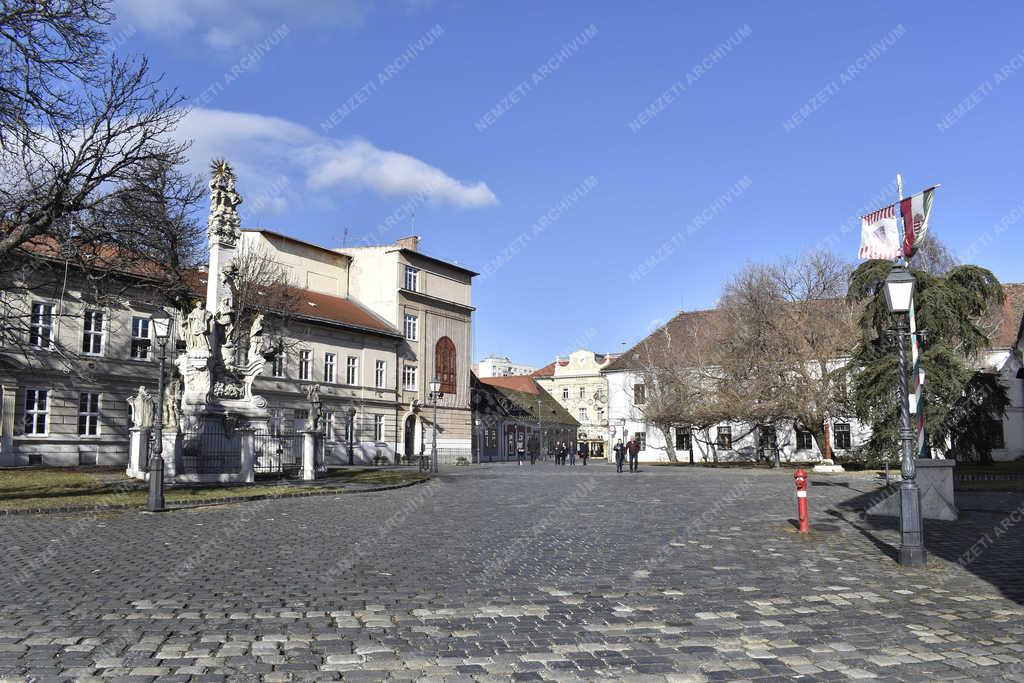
<box><xmin>531</xmin><ymin>361</ymin><xmax>557</xmax><ymax>377</ymax></box>
<box><xmin>475</xmin><ymin>374</ymin><xmax>578</xmax><ymax>425</ymax></box>
<box><xmin>480</xmin><ymin>375</ymin><xmax>542</xmax><ymax>394</ymax></box>
<box><xmin>185</xmin><ymin>270</ymin><xmax>401</xmax><ymax>338</ymax></box>
<box><xmin>990</xmin><ymin>283</ymin><xmax>1024</xmax><ymax>349</ymax></box>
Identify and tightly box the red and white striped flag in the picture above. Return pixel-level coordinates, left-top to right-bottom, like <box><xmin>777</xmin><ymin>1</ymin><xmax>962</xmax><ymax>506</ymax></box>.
<box><xmin>858</xmin><ymin>204</ymin><xmax>901</xmax><ymax>260</ymax></box>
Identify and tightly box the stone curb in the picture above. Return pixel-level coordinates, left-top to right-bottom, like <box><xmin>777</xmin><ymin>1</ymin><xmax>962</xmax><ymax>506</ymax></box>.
<box><xmin>0</xmin><ymin>475</ymin><xmax>431</xmax><ymax>517</ymax></box>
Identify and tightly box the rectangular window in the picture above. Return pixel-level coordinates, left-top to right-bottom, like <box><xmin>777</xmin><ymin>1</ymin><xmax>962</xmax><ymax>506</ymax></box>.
<box><xmin>29</xmin><ymin>302</ymin><xmax>54</xmax><ymax>348</ymax></box>
<box><xmin>299</xmin><ymin>349</ymin><xmax>311</xmax><ymax>380</ymax></box>
<box><xmin>562</xmin><ymin>387</ymin><xmax>569</xmax><ymax>400</ymax></box>
<box><xmin>23</xmin><ymin>389</ymin><xmax>49</xmax><ymax>435</ymax></box>
<box><xmin>130</xmin><ymin>316</ymin><xmax>151</xmax><ymax>359</ymax></box>
<box><xmin>579</xmin><ymin>386</ymin><xmax>586</xmax><ymax>399</ymax></box>
<box><xmin>597</xmin><ymin>407</ymin><xmax>604</xmax><ymax>422</ymax></box>
<box><xmin>404</xmin><ymin>265</ymin><xmax>419</xmax><ymax>291</ymax></box>
<box><xmin>834</xmin><ymin>422</ymin><xmax>851</xmax><ymax>450</ymax></box>
<box><xmin>635</xmin><ymin>432</ymin><xmax>646</xmax><ymax>451</ymax></box>
<box><xmin>375</xmin><ymin>360</ymin><xmax>386</xmax><ymax>388</ymax></box>
<box><xmin>269</xmin><ymin>408</ymin><xmax>284</xmax><ymax>437</ymax></box>
<box><xmin>403</xmin><ymin>364</ymin><xmax>418</xmax><ymax>391</ymax></box>
<box><xmin>323</xmin><ymin>353</ymin><xmax>336</xmax><ymax>383</ymax></box>
<box><xmin>633</xmin><ymin>383</ymin><xmax>646</xmax><ymax>405</ymax></box>
<box><xmin>77</xmin><ymin>392</ymin><xmax>101</xmax><ymax>436</ymax></box>
<box><xmin>346</xmin><ymin>356</ymin><xmax>358</xmax><ymax>385</ymax></box>
<box><xmin>717</xmin><ymin>426</ymin><xmax>732</xmax><ymax>450</ymax></box>
<box><xmin>271</xmin><ymin>352</ymin><xmax>285</xmax><ymax>378</ymax></box>
<box><xmin>374</xmin><ymin>414</ymin><xmax>384</xmax><ymax>441</ymax></box>
<box><xmin>485</xmin><ymin>428</ymin><xmax>497</xmax><ymax>448</ymax></box>
<box><xmin>989</xmin><ymin>420</ymin><xmax>1005</xmax><ymax>449</ymax></box>
<box><xmin>82</xmin><ymin>310</ymin><xmax>104</xmax><ymax>355</ymax></box>
<box><xmin>675</xmin><ymin>427</ymin><xmax>691</xmax><ymax>451</ymax></box>
<box><xmin>796</xmin><ymin>429</ymin><xmax>814</xmax><ymax>450</ymax></box>
<box><xmin>403</xmin><ymin>313</ymin><xmax>418</xmax><ymax>341</ymax></box>
<box><xmin>578</xmin><ymin>407</ymin><xmax>587</xmax><ymax>422</ymax></box>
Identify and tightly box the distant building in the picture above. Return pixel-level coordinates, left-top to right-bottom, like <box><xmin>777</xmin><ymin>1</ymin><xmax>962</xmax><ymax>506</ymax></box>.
<box><xmin>533</xmin><ymin>349</ymin><xmax>618</xmax><ymax>457</ymax></box>
<box><xmin>474</xmin><ymin>355</ymin><xmax>536</xmax><ymax>378</ymax></box>
<box><xmin>471</xmin><ymin>373</ymin><xmax>577</xmax><ymax>461</ymax></box>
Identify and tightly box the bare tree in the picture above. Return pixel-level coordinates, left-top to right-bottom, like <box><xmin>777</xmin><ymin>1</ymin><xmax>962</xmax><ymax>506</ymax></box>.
<box><xmin>0</xmin><ymin>0</ymin><xmax>201</xmax><ymax>279</ymax></box>
<box><xmin>719</xmin><ymin>251</ymin><xmax>859</xmax><ymax>463</ymax></box>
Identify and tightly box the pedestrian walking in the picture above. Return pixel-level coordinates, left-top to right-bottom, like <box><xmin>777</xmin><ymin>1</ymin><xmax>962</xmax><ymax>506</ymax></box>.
<box><xmin>613</xmin><ymin>438</ymin><xmax>626</xmax><ymax>473</ymax></box>
<box><xmin>626</xmin><ymin>436</ymin><xmax>641</xmax><ymax>472</ymax></box>
<box><xmin>578</xmin><ymin>441</ymin><xmax>589</xmax><ymax>466</ymax></box>
<box><xmin>517</xmin><ymin>443</ymin><xmax>525</xmax><ymax>466</ymax></box>
<box><xmin>569</xmin><ymin>444</ymin><xmax>576</xmax><ymax>466</ymax></box>
<box><xmin>528</xmin><ymin>434</ymin><xmax>539</xmax><ymax>466</ymax></box>
<box><xmin>557</xmin><ymin>442</ymin><xmax>568</xmax><ymax>465</ymax></box>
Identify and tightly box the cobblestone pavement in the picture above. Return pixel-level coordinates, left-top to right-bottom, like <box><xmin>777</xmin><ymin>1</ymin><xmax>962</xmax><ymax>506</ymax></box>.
<box><xmin>2</xmin><ymin>463</ymin><xmax>1023</xmax><ymax>682</ymax></box>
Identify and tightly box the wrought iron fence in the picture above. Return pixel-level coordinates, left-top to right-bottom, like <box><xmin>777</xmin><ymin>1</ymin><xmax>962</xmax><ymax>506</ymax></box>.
<box><xmin>253</xmin><ymin>430</ymin><xmax>303</xmax><ymax>478</ymax></box>
<box><xmin>180</xmin><ymin>429</ymin><xmax>242</xmax><ymax>475</ymax></box>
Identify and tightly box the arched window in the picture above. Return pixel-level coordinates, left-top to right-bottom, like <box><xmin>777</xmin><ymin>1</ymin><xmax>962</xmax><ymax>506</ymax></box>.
<box><xmin>435</xmin><ymin>336</ymin><xmax>456</xmax><ymax>394</ymax></box>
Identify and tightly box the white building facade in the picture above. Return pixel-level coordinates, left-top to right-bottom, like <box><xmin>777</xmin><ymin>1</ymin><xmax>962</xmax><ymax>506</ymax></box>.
<box><xmin>474</xmin><ymin>355</ymin><xmax>537</xmax><ymax>378</ymax></box>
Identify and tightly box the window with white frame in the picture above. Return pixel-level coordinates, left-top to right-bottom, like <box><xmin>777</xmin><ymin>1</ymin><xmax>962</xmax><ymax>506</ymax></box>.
<box><xmin>796</xmin><ymin>429</ymin><xmax>814</xmax><ymax>450</ymax></box>
<box><xmin>269</xmin><ymin>408</ymin><xmax>284</xmax><ymax>436</ymax></box>
<box><xmin>597</xmin><ymin>407</ymin><xmax>604</xmax><ymax>422</ymax></box>
<box><xmin>82</xmin><ymin>310</ymin><xmax>104</xmax><ymax>355</ymax></box>
<box><xmin>23</xmin><ymin>389</ymin><xmax>49</xmax><ymax>435</ymax></box>
<box><xmin>325</xmin><ymin>411</ymin><xmax>336</xmax><ymax>440</ymax></box>
<box><xmin>834</xmin><ymin>422</ymin><xmax>851</xmax><ymax>449</ymax></box>
<box><xmin>633</xmin><ymin>383</ymin><xmax>646</xmax><ymax>405</ymax></box>
<box><xmin>375</xmin><ymin>360</ymin><xmax>386</xmax><ymax>388</ymax></box>
<box><xmin>404</xmin><ymin>265</ymin><xmax>419</xmax><ymax>291</ymax></box>
<box><xmin>299</xmin><ymin>349</ymin><xmax>311</xmax><ymax>380</ymax></box>
<box><xmin>562</xmin><ymin>387</ymin><xmax>569</xmax><ymax>400</ymax></box>
<box><xmin>271</xmin><ymin>352</ymin><xmax>285</xmax><ymax>377</ymax></box>
<box><xmin>578</xmin><ymin>407</ymin><xmax>587</xmax><ymax>422</ymax></box>
<box><xmin>579</xmin><ymin>386</ymin><xmax>585</xmax><ymax>399</ymax></box>
<box><xmin>403</xmin><ymin>364</ymin><xmax>418</xmax><ymax>391</ymax></box>
<box><xmin>323</xmin><ymin>353</ymin><xmax>336</xmax><ymax>383</ymax></box>
<box><xmin>77</xmin><ymin>392</ymin><xmax>101</xmax><ymax>436</ymax></box>
<box><xmin>130</xmin><ymin>316</ymin><xmax>151</xmax><ymax>359</ymax></box>
<box><xmin>403</xmin><ymin>313</ymin><xmax>418</xmax><ymax>341</ymax></box>
<box><xmin>717</xmin><ymin>426</ymin><xmax>732</xmax><ymax>450</ymax></box>
<box><xmin>374</xmin><ymin>414</ymin><xmax>384</xmax><ymax>441</ymax></box>
<box><xmin>346</xmin><ymin>356</ymin><xmax>358</xmax><ymax>385</ymax></box>
<box><xmin>29</xmin><ymin>302</ymin><xmax>54</xmax><ymax>348</ymax></box>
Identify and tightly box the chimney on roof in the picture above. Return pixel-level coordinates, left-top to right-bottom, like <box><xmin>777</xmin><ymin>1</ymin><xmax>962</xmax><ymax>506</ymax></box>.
<box><xmin>395</xmin><ymin>235</ymin><xmax>420</xmax><ymax>252</ymax></box>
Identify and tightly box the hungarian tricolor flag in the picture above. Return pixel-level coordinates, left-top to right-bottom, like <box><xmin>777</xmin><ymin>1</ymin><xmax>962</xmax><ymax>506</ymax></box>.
<box><xmin>901</xmin><ymin>186</ymin><xmax>936</xmax><ymax>257</ymax></box>
<box><xmin>858</xmin><ymin>204</ymin><xmax>901</xmax><ymax>260</ymax></box>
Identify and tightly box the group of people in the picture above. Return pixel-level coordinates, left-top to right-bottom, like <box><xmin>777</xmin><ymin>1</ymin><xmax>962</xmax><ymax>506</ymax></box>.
<box><xmin>613</xmin><ymin>436</ymin><xmax>642</xmax><ymax>473</ymax></box>
<box><xmin>516</xmin><ymin>440</ymin><xmax>591</xmax><ymax>466</ymax></box>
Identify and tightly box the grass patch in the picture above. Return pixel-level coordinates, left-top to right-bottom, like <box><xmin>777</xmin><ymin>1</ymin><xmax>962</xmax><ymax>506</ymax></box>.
<box><xmin>0</xmin><ymin>466</ymin><xmax>426</xmax><ymax>511</ymax></box>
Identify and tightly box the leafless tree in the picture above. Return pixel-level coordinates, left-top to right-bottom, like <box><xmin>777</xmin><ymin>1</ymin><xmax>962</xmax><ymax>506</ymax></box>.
<box><xmin>0</xmin><ymin>0</ymin><xmax>202</xmax><ymax>281</ymax></box>
<box><xmin>719</xmin><ymin>251</ymin><xmax>859</xmax><ymax>463</ymax></box>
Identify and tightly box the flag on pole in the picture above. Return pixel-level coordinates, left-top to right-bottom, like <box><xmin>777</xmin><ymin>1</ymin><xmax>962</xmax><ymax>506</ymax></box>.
<box><xmin>901</xmin><ymin>186</ymin><xmax>936</xmax><ymax>257</ymax></box>
<box><xmin>858</xmin><ymin>204</ymin><xmax>901</xmax><ymax>260</ymax></box>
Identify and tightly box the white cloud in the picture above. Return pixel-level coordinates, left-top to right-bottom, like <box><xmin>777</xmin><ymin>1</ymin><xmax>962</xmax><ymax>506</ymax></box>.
<box><xmin>177</xmin><ymin>109</ymin><xmax>497</xmax><ymax>210</ymax></box>
<box><xmin>114</xmin><ymin>0</ymin><xmax>367</xmax><ymax>50</ymax></box>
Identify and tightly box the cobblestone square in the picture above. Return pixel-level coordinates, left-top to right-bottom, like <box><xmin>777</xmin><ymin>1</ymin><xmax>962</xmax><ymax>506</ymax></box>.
<box><xmin>2</xmin><ymin>464</ymin><xmax>1023</xmax><ymax>681</ymax></box>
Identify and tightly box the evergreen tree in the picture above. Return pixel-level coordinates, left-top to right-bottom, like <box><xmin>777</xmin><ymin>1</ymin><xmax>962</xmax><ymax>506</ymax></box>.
<box><xmin>847</xmin><ymin>259</ymin><xmax>1008</xmax><ymax>463</ymax></box>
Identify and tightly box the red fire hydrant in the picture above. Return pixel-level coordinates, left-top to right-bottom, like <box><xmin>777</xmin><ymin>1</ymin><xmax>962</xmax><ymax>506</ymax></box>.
<box><xmin>794</xmin><ymin>468</ymin><xmax>809</xmax><ymax>533</ymax></box>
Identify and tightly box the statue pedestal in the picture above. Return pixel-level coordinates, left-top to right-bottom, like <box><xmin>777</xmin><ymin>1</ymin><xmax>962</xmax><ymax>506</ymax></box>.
<box><xmin>866</xmin><ymin>459</ymin><xmax>958</xmax><ymax>521</ymax></box>
<box><xmin>126</xmin><ymin>427</ymin><xmax>150</xmax><ymax>480</ymax></box>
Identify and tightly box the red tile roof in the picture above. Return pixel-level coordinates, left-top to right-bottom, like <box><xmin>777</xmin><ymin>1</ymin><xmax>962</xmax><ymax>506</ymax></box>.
<box><xmin>531</xmin><ymin>361</ymin><xmax>557</xmax><ymax>377</ymax></box>
<box><xmin>480</xmin><ymin>375</ymin><xmax>542</xmax><ymax>395</ymax></box>
<box><xmin>990</xmin><ymin>283</ymin><xmax>1024</xmax><ymax>349</ymax></box>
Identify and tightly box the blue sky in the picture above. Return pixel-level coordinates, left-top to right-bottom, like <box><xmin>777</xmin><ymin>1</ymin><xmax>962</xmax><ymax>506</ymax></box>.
<box><xmin>113</xmin><ymin>1</ymin><xmax>1024</xmax><ymax>367</ymax></box>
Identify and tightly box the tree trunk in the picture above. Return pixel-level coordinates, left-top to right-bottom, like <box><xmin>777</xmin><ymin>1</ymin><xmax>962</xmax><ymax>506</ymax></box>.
<box><xmin>689</xmin><ymin>440</ymin><xmax>694</xmax><ymax>465</ymax></box>
<box><xmin>811</xmin><ymin>421</ymin><xmax>833</xmax><ymax>462</ymax></box>
<box><xmin>659</xmin><ymin>425</ymin><xmax>678</xmax><ymax>462</ymax></box>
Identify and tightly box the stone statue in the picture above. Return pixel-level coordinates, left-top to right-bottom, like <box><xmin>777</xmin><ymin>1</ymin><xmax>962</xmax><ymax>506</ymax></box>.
<box><xmin>305</xmin><ymin>384</ymin><xmax>322</xmax><ymax>431</ymax></box>
<box><xmin>184</xmin><ymin>300</ymin><xmax>213</xmax><ymax>353</ymax></box>
<box><xmin>216</xmin><ymin>296</ymin><xmax>236</xmax><ymax>366</ymax></box>
<box><xmin>163</xmin><ymin>376</ymin><xmax>182</xmax><ymax>429</ymax></box>
<box><xmin>127</xmin><ymin>386</ymin><xmax>156</xmax><ymax>429</ymax></box>
<box><xmin>247</xmin><ymin>313</ymin><xmax>265</xmax><ymax>363</ymax></box>
<box><xmin>207</xmin><ymin>159</ymin><xmax>243</xmax><ymax>246</ymax></box>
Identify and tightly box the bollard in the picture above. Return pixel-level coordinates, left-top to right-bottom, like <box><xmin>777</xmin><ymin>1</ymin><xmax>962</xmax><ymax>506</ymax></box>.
<box><xmin>794</xmin><ymin>468</ymin><xmax>809</xmax><ymax>533</ymax></box>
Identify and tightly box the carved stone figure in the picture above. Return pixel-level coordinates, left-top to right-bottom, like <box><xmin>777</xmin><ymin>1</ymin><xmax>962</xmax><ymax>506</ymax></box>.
<box><xmin>247</xmin><ymin>313</ymin><xmax>265</xmax><ymax>363</ymax></box>
<box><xmin>184</xmin><ymin>300</ymin><xmax>213</xmax><ymax>353</ymax></box>
<box><xmin>305</xmin><ymin>384</ymin><xmax>323</xmax><ymax>431</ymax></box>
<box><xmin>207</xmin><ymin>159</ymin><xmax>243</xmax><ymax>246</ymax></box>
<box><xmin>127</xmin><ymin>386</ymin><xmax>156</xmax><ymax>429</ymax></box>
<box><xmin>163</xmin><ymin>376</ymin><xmax>182</xmax><ymax>429</ymax></box>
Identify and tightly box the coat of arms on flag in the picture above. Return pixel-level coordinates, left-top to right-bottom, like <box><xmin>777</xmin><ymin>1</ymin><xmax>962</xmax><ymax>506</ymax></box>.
<box><xmin>858</xmin><ymin>204</ymin><xmax>901</xmax><ymax>260</ymax></box>
<box><xmin>901</xmin><ymin>186</ymin><xmax>936</xmax><ymax>257</ymax></box>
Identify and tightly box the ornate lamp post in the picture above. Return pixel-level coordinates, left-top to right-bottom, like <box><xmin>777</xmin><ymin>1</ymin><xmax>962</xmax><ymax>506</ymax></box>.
<box><xmin>146</xmin><ymin>309</ymin><xmax>172</xmax><ymax>512</ymax></box>
<box><xmin>883</xmin><ymin>265</ymin><xmax>926</xmax><ymax>567</ymax></box>
<box><xmin>346</xmin><ymin>407</ymin><xmax>356</xmax><ymax>466</ymax></box>
<box><xmin>428</xmin><ymin>377</ymin><xmax>443</xmax><ymax>473</ymax></box>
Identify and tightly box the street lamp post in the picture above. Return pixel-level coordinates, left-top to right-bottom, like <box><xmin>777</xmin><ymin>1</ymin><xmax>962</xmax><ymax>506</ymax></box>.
<box><xmin>883</xmin><ymin>265</ymin><xmax>927</xmax><ymax>567</ymax></box>
<box><xmin>428</xmin><ymin>377</ymin><xmax>443</xmax><ymax>473</ymax></box>
<box><xmin>346</xmin><ymin>407</ymin><xmax>356</xmax><ymax>466</ymax></box>
<box><xmin>146</xmin><ymin>309</ymin><xmax>172</xmax><ymax>512</ymax></box>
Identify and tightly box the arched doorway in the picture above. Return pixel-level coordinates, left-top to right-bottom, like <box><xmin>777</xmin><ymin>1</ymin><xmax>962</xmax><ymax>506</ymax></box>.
<box><xmin>404</xmin><ymin>414</ymin><xmax>417</xmax><ymax>460</ymax></box>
